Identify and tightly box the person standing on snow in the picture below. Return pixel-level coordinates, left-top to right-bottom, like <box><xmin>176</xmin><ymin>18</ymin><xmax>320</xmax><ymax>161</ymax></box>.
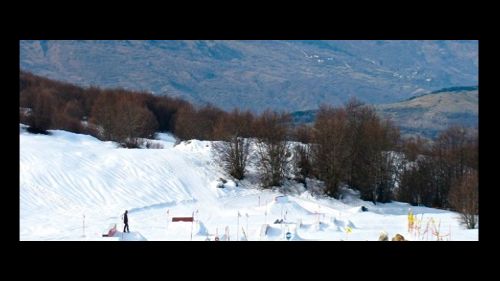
<box><xmin>122</xmin><ymin>210</ymin><xmax>130</xmax><ymax>233</ymax></box>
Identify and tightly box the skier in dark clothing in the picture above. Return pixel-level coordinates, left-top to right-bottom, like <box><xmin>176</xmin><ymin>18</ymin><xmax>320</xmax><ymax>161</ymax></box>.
<box><xmin>123</xmin><ymin>210</ymin><xmax>129</xmax><ymax>233</ymax></box>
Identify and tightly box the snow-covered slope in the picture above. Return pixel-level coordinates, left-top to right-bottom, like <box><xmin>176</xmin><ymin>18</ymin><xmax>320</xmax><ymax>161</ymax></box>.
<box><xmin>20</xmin><ymin>125</ymin><xmax>478</xmax><ymax>241</ymax></box>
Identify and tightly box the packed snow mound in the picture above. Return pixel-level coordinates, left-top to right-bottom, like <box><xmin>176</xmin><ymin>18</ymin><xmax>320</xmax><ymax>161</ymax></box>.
<box><xmin>265</xmin><ymin>197</ymin><xmax>314</xmax><ymax>219</ymax></box>
<box><xmin>154</xmin><ymin>133</ymin><xmax>177</xmax><ymax>147</ymax></box>
<box><xmin>20</xmin><ymin>127</ymin><xmax>253</xmax><ymax>214</ymax></box>
<box><xmin>115</xmin><ymin>231</ymin><xmax>147</xmax><ymax>241</ymax></box>
<box><xmin>264</xmin><ymin>225</ymin><xmax>283</xmax><ymax>237</ymax></box>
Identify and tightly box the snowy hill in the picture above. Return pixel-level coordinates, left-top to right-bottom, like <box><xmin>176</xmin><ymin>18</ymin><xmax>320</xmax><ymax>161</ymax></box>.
<box><xmin>19</xmin><ymin>125</ymin><xmax>478</xmax><ymax>241</ymax></box>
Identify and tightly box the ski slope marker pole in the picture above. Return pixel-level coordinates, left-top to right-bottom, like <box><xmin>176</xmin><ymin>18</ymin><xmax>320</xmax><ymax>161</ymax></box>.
<box><xmin>246</xmin><ymin>213</ymin><xmax>249</xmax><ymax>234</ymax></box>
<box><xmin>190</xmin><ymin>211</ymin><xmax>194</xmax><ymax>241</ymax></box>
<box><xmin>237</xmin><ymin>211</ymin><xmax>241</xmax><ymax>241</ymax></box>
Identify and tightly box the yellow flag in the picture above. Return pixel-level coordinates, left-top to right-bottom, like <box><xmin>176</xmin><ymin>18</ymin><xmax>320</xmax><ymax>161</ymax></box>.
<box><xmin>346</xmin><ymin>226</ymin><xmax>352</xmax><ymax>233</ymax></box>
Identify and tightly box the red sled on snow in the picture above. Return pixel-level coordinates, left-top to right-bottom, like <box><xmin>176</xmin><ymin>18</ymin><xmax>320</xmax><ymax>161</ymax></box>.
<box><xmin>102</xmin><ymin>223</ymin><xmax>117</xmax><ymax>237</ymax></box>
<box><xmin>172</xmin><ymin>217</ymin><xmax>194</xmax><ymax>222</ymax></box>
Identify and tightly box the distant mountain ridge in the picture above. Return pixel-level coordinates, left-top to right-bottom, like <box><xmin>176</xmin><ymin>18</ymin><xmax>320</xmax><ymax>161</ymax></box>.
<box><xmin>404</xmin><ymin>85</ymin><xmax>478</xmax><ymax>101</ymax></box>
<box><xmin>20</xmin><ymin>40</ymin><xmax>478</xmax><ymax>112</ymax></box>
<box><xmin>291</xmin><ymin>86</ymin><xmax>478</xmax><ymax>139</ymax></box>
<box><xmin>377</xmin><ymin>88</ymin><xmax>478</xmax><ymax>139</ymax></box>
<box><xmin>430</xmin><ymin>85</ymin><xmax>478</xmax><ymax>94</ymax></box>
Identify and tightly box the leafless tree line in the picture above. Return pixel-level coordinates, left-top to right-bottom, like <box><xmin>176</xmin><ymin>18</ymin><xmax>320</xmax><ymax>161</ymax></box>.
<box><xmin>20</xmin><ymin>72</ymin><xmax>478</xmax><ymax>222</ymax></box>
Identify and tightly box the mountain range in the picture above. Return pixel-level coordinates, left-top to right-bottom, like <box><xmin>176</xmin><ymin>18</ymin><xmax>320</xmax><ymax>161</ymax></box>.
<box><xmin>20</xmin><ymin>40</ymin><xmax>478</xmax><ymax>113</ymax></box>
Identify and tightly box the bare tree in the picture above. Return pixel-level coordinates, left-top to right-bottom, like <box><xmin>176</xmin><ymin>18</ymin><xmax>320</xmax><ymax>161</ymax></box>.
<box><xmin>449</xmin><ymin>169</ymin><xmax>478</xmax><ymax>229</ymax></box>
<box><xmin>290</xmin><ymin>124</ymin><xmax>314</xmax><ymax>184</ymax></box>
<box><xmin>343</xmin><ymin>98</ymin><xmax>400</xmax><ymax>202</ymax></box>
<box><xmin>402</xmin><ymin>135</ymin><xmax>430</xmax><ymax>162</ymax></box>
<box><xmin>431</xmin><ymin>126</ymin><xmax>476</xmax><ymax>208</ymax></box>
<box><xmin>173</xmin><ymin>104</ymin><xmax>198</xmax><ymax>141</ymax></box>
<box><xmin>368</xmin><ymin>119</ymin><xmax>400</xmax><ymax>203</ymax></box>
<box><xmin>115</xmin><ymin>96</ymin><xmax>158</xmax><ymax>145</ymax></box>
<box><xmin>398</xmin><ymin>126</ymin><xmax>478</xmax><ymax>209</ymax></box>
<box><xmin>344</xmin><ymin>98</ymin><xmax>377</xmax><ymax>199</ymax></box>
<box><xmin>254</xmin><ymin>111</ymin><xmax>291</xmax><ymax>188</ymax></box>
<box><xmin>293</xmin><ymin>143</ymin><xmax>313</xmax><ymax>184</ymax></box>
<box><xmin>174</xmin><ymin>104</ymin><xmax>225</xmax><ymax>141</ymax></box>
<box><xmin>28</xmin><ymin>89</ymin><xmax>55</xmax><ymax>133</ymax></box>
<box><xmin>89</xmin><ymin>91</ymin><xmax>158</xmax><ymax>145</ymax></box>
<box><xmin>311</xmin><ymin>105</ymin><xmax>349</xmax><ymax>197</ymax></box>
<box><xmin>90</xmin><ymin>91</ymin><xmax>119</xmax><ymax>141</ymax></box>
<box><xmin>212</xmin><ymin>109</ymin><xmax>253</xmax><ymax>180</ymax></box>
<box><xmin>144</xmin><ymin>94</ymin><xmax>190</xmax><ymax>133</ymax></box>
<box><xmin>52</xmin><ymin>100</ymin><xmax>85</xmax><ymax>133</ymax></box>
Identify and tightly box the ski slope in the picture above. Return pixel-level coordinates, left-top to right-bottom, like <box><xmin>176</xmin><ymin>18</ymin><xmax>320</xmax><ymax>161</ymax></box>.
<box><xmin>19</xmin><ymin>124</ymin><xmax>478</xmax><ymax>241</ymax></box>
